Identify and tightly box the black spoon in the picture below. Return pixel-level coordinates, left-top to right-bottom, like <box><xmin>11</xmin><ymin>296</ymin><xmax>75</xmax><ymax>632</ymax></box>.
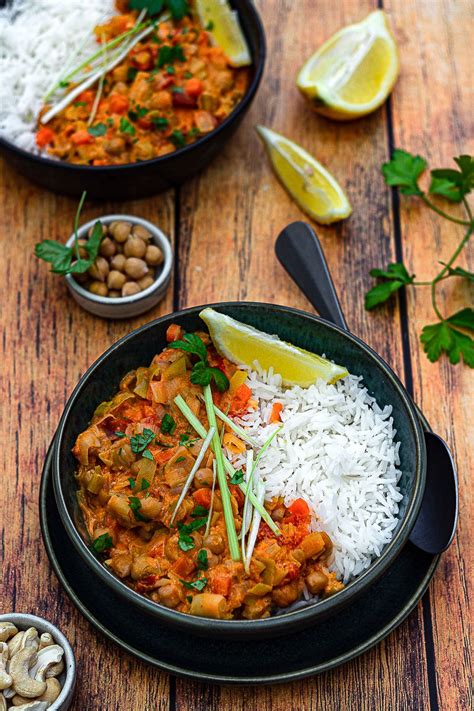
<box><xmin>275</xmin><ymin>220</ymin><xmax>458</xmax><ymax>555</ymax></box>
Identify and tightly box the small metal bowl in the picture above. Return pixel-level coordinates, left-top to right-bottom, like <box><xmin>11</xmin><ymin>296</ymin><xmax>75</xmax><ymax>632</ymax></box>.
<box><xmin>65</xmin><ymin>214</ymin><xmax>172</xmax><ymax>319</ymax></box>
<box><xmin>0</xmin><ymin>612</ymin><xmax>76</xmax><ymax>710</ymax></box>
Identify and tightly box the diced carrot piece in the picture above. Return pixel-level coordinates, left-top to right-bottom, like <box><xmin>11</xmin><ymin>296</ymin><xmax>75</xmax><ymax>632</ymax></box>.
<box><xmin>166</xmin><ymin>324</ymin><xmax>184</xmax><ymax>342</ymax></box>
<box><xmin>231</xmin><ymin>383</ymin><xmax>252</xmax><ymax>412</ymax></box>
<box><xmin>185</xmin><ymin>78</ymin><xmax>203</xmax><ymax>97</ymax></box>
<box><xmin>92</xmin><ymin>159</ymin><xmax>109</xmax><ymax>166</ymax></box>
<box><xmin>269</xmin><ymin>402</ymin><xmax>283</xmax><ymax>423</ymax></box>
<box><xmin>71</xmin><ymin>130</ymin><xmax>93</xmax><ymax>145</ymax></box>
<box><xmin>288</xmin><ymin>498</ymin><xmax>310</xmax><ymax>519</ymax></box>
<box><xmin>172</xmin><ymin>556</ymin><xmax>195</xmax><ymax>577</ymax></box>
<box><xmin>78</xmin><ymin>90</ymin><xmax>94</xmax><ymax>104</ymax></box>
<box><xmin>109</xmin><ymin>94</ymin><xmax>129</xmax><ymax>114</ymax></box>
<box><xmin>193</xmin><ymin>488</ymin><xmax>212</xmax><ymax>508</ymax></box>
<box><xmin>36</xmin><ymin>127</ymin><xmax>54</xmax><ymax>148</ymax></box>
<box><xmin>211</xmin><ymin>574</ymin><xmax>232</xmax><ymax>596</ymax></box>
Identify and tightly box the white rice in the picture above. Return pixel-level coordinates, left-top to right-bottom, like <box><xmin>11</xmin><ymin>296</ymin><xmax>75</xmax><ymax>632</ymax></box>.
<box><xmin>0</xmin><ymin>0</ymin><xmax>115</xmax><ymax>152</ymax></box>
<box><xmin>229</xmin><ymin>367</ymin><xmax>403</xmax><ymax>583</ymax></box>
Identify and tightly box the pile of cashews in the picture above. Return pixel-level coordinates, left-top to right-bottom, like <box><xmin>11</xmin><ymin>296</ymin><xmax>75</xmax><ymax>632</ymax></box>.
<box><xmin>0</xmin><ymin>622</ymin><xmax>65</xmax><ymax>711</ymax></box>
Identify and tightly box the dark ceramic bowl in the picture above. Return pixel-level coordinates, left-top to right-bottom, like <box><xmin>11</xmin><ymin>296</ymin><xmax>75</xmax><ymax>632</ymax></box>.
<box><xmin>0</xmin><ymin>1</ymin><xmax>265</xmax><ymax>200</ymax></box>
<box><xmin>52</xmin><ymin>302</ymin><xmax>427</xmax><ymax>639</ymax></box>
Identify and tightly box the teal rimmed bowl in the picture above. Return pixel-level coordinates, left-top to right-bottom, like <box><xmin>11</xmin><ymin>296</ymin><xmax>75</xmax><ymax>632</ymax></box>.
<box><xmin>52</xmin><ymin>302</ymin><xmax>426</xmax><ymax>639</ymax></box>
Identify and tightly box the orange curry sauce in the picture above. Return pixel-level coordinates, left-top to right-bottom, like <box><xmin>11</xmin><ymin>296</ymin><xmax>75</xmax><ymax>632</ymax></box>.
<box><xmin>36</xmin><ymin>2</ymin><xmax>250</xmax><ymax>165</ymax></box>
<box><xmin>73</xmin><ymin>325</ymin><xmax>343</xmax><ymax>619</ymax></box>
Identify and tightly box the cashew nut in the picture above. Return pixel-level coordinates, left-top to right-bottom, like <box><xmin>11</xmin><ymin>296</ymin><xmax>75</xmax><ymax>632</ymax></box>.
<box><xmin>18</xmin><ymin>631</ymin><xmax>38</xmax><ymax>654</ymax></box>
<box><xmin>11</xmin><ymin>677</ymin><xmax>61</xmax><ymax>708</ymax></box>
<box><xmin>0</xmin><ymin>694</ymin><xmax>7</xmax><ymax>711</ymax></box>
<box><xmin>9</xmin><ymin>648</ymin><xmax>46</xmax><ymax>699</ymax></box>
<box><xmin>37</xmin><ymin>636</ymin><xmax>52</xmax><ymax>652</ymax></box>
<box><xmin>7</xmin><ymin>633</ymin><xmax>24</xmax><ymax>659</ymax></box>
<box><xmin>29</xmin><ymin>647</ymin><xmax>63</xmax><ymax>684</ymax></box>
<box><xmin>0</xmin><ymin>625</ymin><xmax>17</xmax><ymax>644</ymax></box>
<box><xmin>8</xmin><ymin>703</ymin><xmax>47</xmax><ymax>711</ymax></box>
<box><xmin>0</xmin><ymin>643</ymin><xmax>12</xmax><ymax>691</ymax></box>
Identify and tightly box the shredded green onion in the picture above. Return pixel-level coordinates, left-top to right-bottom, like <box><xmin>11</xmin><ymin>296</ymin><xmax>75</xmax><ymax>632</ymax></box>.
<box><xmin>213</xmin><ymin>404</ymin><xmax>260</xmax><ymax>448</ymax></box>
<box><xmin>203</xmin><ymin>386</ymin><xmax>240</xmax><ymax>561</ymax></box>
<box><xmin>244</xmin><ymin>480</ymin><xmax>265</xmax><ymax>573</ymax></box>
<box><xmin>170</xmin><ymin>426</ymin><xmax>215</xmax><ymax>525</ymax></box>
<box><xmin>205</xmin><ymin>460</ymin><xmax>217</xmax><ymax>537</ymax></box>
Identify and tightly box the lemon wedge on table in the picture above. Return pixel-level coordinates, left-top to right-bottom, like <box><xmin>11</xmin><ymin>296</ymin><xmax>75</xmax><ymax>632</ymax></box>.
<box><xmin>195</xmin><ymin>0</ymin><xmax>251</xmax><ymax>67</ymax></box>
<box><xmin>297</xmin><ymin>10</ymin><xmax>399</xmax><ymax>120</ymax></box>
<box><xmin>200</xmin><ymin>308</ymin><xmax>348</xmax><ymax>387</ymax></box>
<box><xmin>256</xmin><ymin>125</ymin><xmax>352</xmax><ymax>224</ymax></box>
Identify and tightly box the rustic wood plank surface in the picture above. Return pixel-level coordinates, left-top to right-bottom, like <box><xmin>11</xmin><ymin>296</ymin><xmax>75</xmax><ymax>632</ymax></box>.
<box><xmin>0</xmin><ymin>1</ymin><xmax>471</xmax><ymax>710</ymax></box>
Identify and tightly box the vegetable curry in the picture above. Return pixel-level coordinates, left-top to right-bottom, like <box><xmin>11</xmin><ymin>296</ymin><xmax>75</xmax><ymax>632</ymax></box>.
<box><xmin>36</xmin><ymin>2</ymin><xmax>250</xmax><ymax>165</ymax></box>
<box><xmin>74</xmin><ymin>325</ymin><xmax>343</xmax><ymax>620</ymax></box>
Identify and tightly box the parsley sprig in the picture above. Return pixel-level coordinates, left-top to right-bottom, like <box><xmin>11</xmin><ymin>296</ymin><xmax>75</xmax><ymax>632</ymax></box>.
<box><xmin>169</xmin><ymin>333</ymin><xmax>229</xmax><ymax>390</ymax></box>
<box><xmin>130</xmin><ymin>0</ymin><xmax>190</xmax><ymax>21</ymax></box>
<box><xmin>177</xmin><ymin>515</ymin><xmax>208</xmax><ymax>551</ymax></box>
<box><xmin>35</xmin><ymin>191</ymin><xmax>104</xmax><ymax>275</ymax></box>
<box><xmin>365</xmin><ymin>151</ymin><xmax>473</xmax><ymax>367</ymax></box>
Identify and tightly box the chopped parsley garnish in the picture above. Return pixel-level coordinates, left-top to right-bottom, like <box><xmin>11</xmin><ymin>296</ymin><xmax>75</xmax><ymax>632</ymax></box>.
<box><xmin>177</xmin><ymin>516</ymin><xmax>208</xmax><ymax>551</ymax></box>
<box><xmin>151</xmin><ymin>116</ymin><xmax>169</xmax><ymax>130</ymax></box>
<box><xmin>230</xmin><ymin>469</ymin><xmax>244</xmax><ymax>485</ymax></box>
<box><xmin>130</xmin><ymin>428</ymin><xmax>155</xmax><ymax>453</ymax></box>
<box><xmin>128</xmin><ymin>106</ymin><xmax>149</xmax><ymax>122</ymax></box>
<box><xmin>128</xmin><ymin>496</ymin><xmax>149</xmax><ymax>522</ymax></box>
<box><xmin>142</xmin><ymin>449</ymin><xmax>155</xmax><ymax>461</ymax></box>
<box><xmin>119</xmin><ymin>117</ymin><xmax>136</xmax><ymax>135</ymax></box>
<box><xmin>197</xmin><ymin>549</ymin><xmax>208</xmax><ymax>570</ymax></box>
<box><xmin>140</xmin><ymin>478</ymin><xmax>151</xmax><ymax>491</ymax></box>
<box><xmin>130</xmin><ymin>0</ymin><xmax>190</xmax><ymax>21</ymax></box>
<box><xmin>92</xmin><ymin>533</ymin><xmax>113</xmax><ymax>553</ymax></box>
<box><xmin>205</xmin><ymin>20</ymin><xmax>214</xmax><ymax>31</ymax></box>
<box><xmin>160</xmin><ymin>413</ymin><xmax>176</xmax><ymax>435</ymax></box>
<box><xmin>73</xmin><ymin>101</ymin><xmax>87</xmax><ymax>107</ymax></box>
<box><xmin>191</xmin><ymin>505</ymin><xmax>208</xmax><ymax>518</ymax></box>
<box><xmin>170</xmin><ymin>332</ymin><xmax>229</xmax><ymax>391</ymax></box>
<box><xmin>183</xmin><ymin>71</ymin><xmax>192</xmax><ymax>79</ymax></box>
<box><xmin>127</xmin><ymin>67</ymin><xmax>139</xmax><ymax>82</ymax></box>
<box><xmin>115</xmin><ymin>431</ymin><xmax>126</xmax><ymax>438</ymax></box>
<box><xmin>128</xmin><ymin>477</ymin><xmax>136</xmax><ymax>489</ymax></box>
<box><xmin>170</xmin><ymin>85</ymin><xmax>184</xmax><ymax>94</ymax></box>
<box><xmin>188</xmin><ymin>127</ymin><xmax>200</xmax><ymax>138</ymax></box>
<box><xmin>157</xmin><ymin>44</ymin><xmax>186</xmax><ymax>68</ymax></box>
<box><xmin>87</xmin><ymin>123</ymin><xmax>107</xmax><ymax>137</ymax></box>
<box><xmin>175</xmin><ymin>456</ymin><xmax>186</xmax><ymax>463</ymax></box>
<box><xmin>180</xmin><ymin>577</ymin><xmax>207</xmax><ymax>592</ymax></box>
<box><xmin>179</xmin><ymin>433</ymin><xmax>199</xmax><ymax>448</ymax></box>
<box><xmin>186</xmin><ymin>594</ymin><xmax>193</xmax><ymax>603</ymax></box>
<box><xmin>166</xmin><ymin>66</ymin><xmax>175</xmax><ymax>75</ymax></box>
<box><xmin>59</xmin><ymin>80</ymin><xmax>70</xmax><ymax>88</ymax></box>
<box><xmin>171</xmin><ymin>129</ymin><xmax>186</xmax><ymax>148</ymax></box>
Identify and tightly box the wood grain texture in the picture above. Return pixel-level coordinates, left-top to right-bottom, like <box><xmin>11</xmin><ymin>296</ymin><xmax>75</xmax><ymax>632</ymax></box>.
<box><xmin>385</xmin><ymin>1</ymin><xmax>473</xmax><ymax>709</ymax></box>
<box><xmin>0</xmin><ymin>0</ymin><xmax>471</xmax><ymax>709</ymax></box>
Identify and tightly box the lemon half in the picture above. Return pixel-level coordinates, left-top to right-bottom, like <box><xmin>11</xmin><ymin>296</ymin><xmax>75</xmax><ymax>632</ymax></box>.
<box><xmin>297</xmin><ymin>11</ymin><xmax>399</xmax><ymax>120</ymax></box>
<box><xmin>200</xmin><ymin>308</ymin><xmax>348</xmax><ymax>387</ymax></box>
<box><xmin>195</xmin><ymin>0</ymin><xmax>251</xmax><ymax>67</ymax></box>
<box><xmin>256</xmin><ymin>125</ymin><xmax>351</xmax><ymax>224</ymax></box>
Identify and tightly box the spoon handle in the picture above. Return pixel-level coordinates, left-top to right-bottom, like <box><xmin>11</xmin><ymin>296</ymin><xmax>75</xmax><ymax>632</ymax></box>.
<box><xmin>275</xmin><ymin>221</ymin><xmax>348</xmax><ymax>331</ymax></box>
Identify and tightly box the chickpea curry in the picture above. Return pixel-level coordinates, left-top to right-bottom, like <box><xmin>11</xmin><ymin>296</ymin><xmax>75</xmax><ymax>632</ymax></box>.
<box><xmin>74</xmin><ymin>325</ymin><xmax>343</xmax><ymax>620</ymax></box>
<box><xmin>36</xmin><ymin>2</ymin><xmax>250</xmax><ymax>165</ymax></box>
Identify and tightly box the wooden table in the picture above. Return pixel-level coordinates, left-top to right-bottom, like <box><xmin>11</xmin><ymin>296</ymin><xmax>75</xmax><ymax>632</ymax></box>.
<box><xmin>2</xmin><ymin>1</ymin><xmax>472</xmax><ymax>709</ymax></box>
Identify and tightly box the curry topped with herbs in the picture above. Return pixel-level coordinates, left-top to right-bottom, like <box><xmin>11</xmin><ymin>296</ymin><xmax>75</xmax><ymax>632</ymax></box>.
<box><xmin>74</xmin><ymin>324</ymin><xmax>343</xmax><ymax>620</ymax></box>
<box><xmin>37</xmin><ymin>2</ymin><xmax>250</xmax><ymax>165</ymax></box>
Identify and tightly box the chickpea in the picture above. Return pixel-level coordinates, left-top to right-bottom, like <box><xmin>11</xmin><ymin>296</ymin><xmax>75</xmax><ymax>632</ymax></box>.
<box><xmin>88</xmin><ymin>256</ymin><xmax>109</xmax><ymax>282</ymax></box>
<box><xmin>305</xmin><ymin>570</ymin><xmax>329</xmax><ymax>595</ymax></box>
<box><xmin>99</xmin><ymin>236</ymin><xmax>117</xmax><ymax>258</ymax></box>
<box><xmin>111</xmin><ymin>221</ymin><xmax>132</xmax><ymax>243</ymax></box>
<box><xmin>113</xmin><ymin>81</ymin><xmax>128</xmax><ymax>94</ymax></box>
<box><xmin>112</xmin><ymin>64</ymin><xmax>129</xmax><ymax>83</ymax></box>
<box><xmin>132</xmin><ymin>224</ymin><xmax>152</xmax><ymax>242</ymax></box>
<box><xmin>104</xmin><ymin>137</ymin><xmax>126</xmax><ymax>156</ymax></box>
<box><xmin>107</xmin><ymin>270</ymin><xmax>127</xmax><ymax>290</ymax></box>
<box><xmin>145</xmin><ymin>244</ymin><xmax>164</xmax><ymax>266</ymax></box>
<box><xmin>88</xmin><ymin>281</ymin><xmax>108</xmax><ymax>297</ymax></box>
<box><xmin>194</xmin><ymin>468</ymin><xmax>214</xmax><ymax>488</ymax></box>
<box><xmin>110</xmin><ymin>253</ymin><xmax>127</xmax><ymax>272</ymax></box>
<box><xmin>157</xmin><ymin>582</ymin><xmax>181</xmax><ymax>609</ymax></box>
<box><xmin>108</xmin><ymin>290</ymin><xmax>121</xmax><ymax>298</ymax></box>
<box><xmin>122</xmin><ymin>281</ymin><xmax>141</xmax><ymax>297</ymax></box>
<box><xmin>203</xmin><ymin>533</ymin><xmax>225</xmax><ymax>555</ymax></box>
<box><xmin>137</xmin><ymin>274</ymin><xmax>155</xmax><ymax>290</ymax></box>
<box><xmin>124</xmin><ymin>235</ymin><xmax>147</xmax><ymax>258</ymax></box>
<box><xmin>124</xmin><ymin>257</ymin><xmax>148</xmax><ymax>279</ymax></box>
<box><xmin>134</xmin><ymin>141</ymin><xmax>154</xmax><ymax>161</ymax></box>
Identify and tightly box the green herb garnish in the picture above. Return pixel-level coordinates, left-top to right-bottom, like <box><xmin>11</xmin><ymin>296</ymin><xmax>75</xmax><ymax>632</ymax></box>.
<box><xmin>115</xmin><ymin>431</ymin><xmax>126</xmax><ymax>438</ymax></box>
<box><xmin>128</xmin><ymin>106</ymin><xmax>149</xmax><ymax>122</ymax></box>
<box><xmin>130</xmin><ymin>428</ymin><xmax>156</xmax><ymax>453</ymax></box>
<box><xmin>141</xmin><ymin>478</ymin><xmax>151</xmax><ymax>490</ymax></box>
<box><xmin>87</xmin><ymin>122</ymin><xmax>107</xmax><ymax>137</ymax></box>
<box><xmin>180</xmin><ymin>576</ymin><xmax>207</xmax><ymax>591</ymax></box>
<box><xmin>177</xmin><ymin>516</ymin><xmax>208</xmax><ymax>551</ymax></box>
<box><xmin>130</xmin><ymin>0</ymin><xmax>190</xmax><ymax>21</ymax></box>
<box><xmin>230</xmin><ymin>469</ymin><xmax>244</xmax><ymax>485</ymax></box>
<box><xmin>157</xmin><ymin>44</ymin><xmax>186</xmax><ymax>68</ymax></box>
<box><xmin>129</xmin><ymin>496</ymin><xmax>149</xmax><ymax>522</ymax></box>
<box><xmin>188</xmin><ymin>127</ymin><xmax>200</xmax><ymax>138</ymax></box>
<box><xmin>170</xmin><ymin>85</ymin><xmax>184</xmax><ymax>94</ymax></box>
<box><xmin>365</xmin><ymin>151</ymin><xmax>473</xmax><ymax>367</ymax></box>
<box><xmin>35</xmin><ymin>192</ymin><xmax>104</xmax><ymax>276</ymax></box>
<box><xmin>205</xmin><ymin>20</ymin><xmax>214</xmax><ymax>31</ymax></box>
<box><xmin>142</xmin><ymin>449</ymin><xmax>155</xmax><ymax>461</ymax></box>
<box><xmin>73</xmin><ymin>101</ymin><xmax>87</xmax><ymax>107</ymax></box>
<box><xmin>191</xmin><ymin>505</ymin><xmax>208</xmax><ymax>518</ymax></box>
<box><xmin>175</xmin><ymin>456</ymin><xmax>186</xmax><ymax>463</ymax></box>
<box><xmin>119</xmin><ymin>117</ymin><xmax>136</xmax><ymax>135</ymax></box>
<box><xmin>160</xmin><ymin>413</ymin><xmax>176</xmax><ymax>434</ymax></box>
<box><xmin>128</xmin><ymin>477</ymin><xmax>136</xmax><ymax>489</ymax></box>
<box><xmin>92</xmin><ymin>533</ymin><xmax>113</xmax><ymax>553</ymax></box>
<box><xmin>183</xmin><ymin>70</ymin><xmax>192</xmax><ymax>78</ymax></box>
<box><xmin>127</xmin><ymin>67</ymin><xmax>139</xmax><ymax>82</ymax></box>
<box><xmin>197</xmin><ymin>549</ymin><xmax>208</xmax><ymax>570</ymax></box>
<box><xmin>170</xmin><ymin>333</ymin><xmax>229</xmax><ymax>391</ymax></box>
<box><xmin>166</xmin><ymin>65</ymin><xmax>175</xmax><ymax>74</ymax></box>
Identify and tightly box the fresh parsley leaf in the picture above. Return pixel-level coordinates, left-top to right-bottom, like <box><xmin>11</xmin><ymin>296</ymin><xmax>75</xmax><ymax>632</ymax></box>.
<box><xmin>167</xmin><ymin>0</ymin><xmax>189</xmax><ymax>20</ymax></box>
<box><xmin>382</xmin><ymin>149</ymin><xmax>426</xmax><ymax>196</ymax></box>
<box><xmin>128</xmin><ymin>477</ymin><xmax>136</xmax><ymax>489</ymax></box>
<box><xmin>115</xmin><ymin>431</ymin><xmax>126</xmax><ymax>438</ymax></box>
<box><xmin>205</xmin><ymin>20</ymin><xmax>214</xmax><ymax>31</ymax></box>
<box><xmin>365</xmin><ymin>262</ymin><xmax>415</xmax><ymax>309</ymax></box>
<box><xmin>178</xmin><ymin>533</ymin><xmax>194</xmax><ymax>551</ymax></box>
<box><xmin>169</xmin><ymin>332</ymin><xmax>208</xmax><ymax>360</ymax></box>
<box><xmin>429</xmin><ymin>175</ymin><xmax>463</xmax><ymax>202</ymax></box>
<box><xmin>175</xmin><ymin>456</ymin><xmax>186</xmax><ymax>463</ymax></box>
<box><xmin>35</xmin><ymin>241</ymin><xmax>72</xmax><ymax>274</ymax></box>
<box><xmin>87</xmin><ymin>123</ymin><xmax>107</xmax><ymax>137</ymax></box>
<box><xmin>420</xmin><ymin>316</ymin><xmax>474</xmax><ymax>366</ymax></box>
<box><xmin>190</xmin><ymin>362</ymin><xmax>229</xmax><ymax>391</ymax></box>
<box><xmin>157</xmin><ymin>44</ymin><xmax>185</xmax><ymax>68</ymax></box>
<box><xmin>170</xmin><ymin>85</ymin><xmax>184</xmax><ymax>94</ymax></box>
<box><xmin>186</xmin><ymin>594</ymin><xmax>193</xmax><ymax>603</ymax></box>
<box><xmin>119</xmin><ymin>117</ymin><xmax>136</xmax><ymax>135</ymax></box>
<box><xmin>454</xmin><ymin>155</ymin><xmax>474</xmax><ymax>194</ymax></box>
<box><xmin>230</xmin><ymin>469</ymin><xmax>244</xmax><ymax>484</ymax></box>
<box><xmin>140</xmin><ymin>478</ymin><xmax>151</xmax><ymax>490</ymax></box>
<box><xmin>161</xmin><ymin>413</ymin><xmax>176</xmax><ymax>434</ymax></box>
<box><xmin>142</xmin><ymin>449</ymin><xmax>155</xmax><ymax>461</ymax></box>
<box><xmin>130</xmin><ymin>0</ymin><xmax>164</xmax><ymax>16</ymax></box>
<box><xmin>127</xmin><ymin>67</ymin><xmax>139</xmax><ymax>82</ymax></box>
<box><xmin>180</xmin><ymin>577</ymin><xmax>207</xmax><ymax>591</ymax></box>
<box><xmin>191</xmin><ymin>505</ymin><xmax>208</xmax><ymax>518</ymax></box>
<box><xmin>151</xmin><ymin>116</ymin><xmax>169</xmax><ymax>130</ymax></box>
<box><xmin>166</xmin><ymin>65</ymin><xmax>175</xmax><ymax>74</ymax></box>
<box><xmin>188</xmin><ymin>127</ymin><xmax>200</xmax><ymax>138</ymax></box>
<box><xmin>446</xmin><ymin>307</ymin><xmax>474</xmax><ymax>331</ymax></box>
<box><xmin>183</xmin><ymin>71</ymin><xmax>193</xmax><ymax>78</ymax></box>
<box><xmin>197</xmin><ymin>549</ymin><xmax>208</xmax><ymax>570</ymax></box>
<box><xmin>128</xmin><ymin>496</ymin><xmax>149</xmax><ymax>522</ymax></box>
<box><xmin>128</xmin><ymin>106</ymin><xmax>149</xmax><ymax>122</ymax></box>
<box><xmin>73</xmin><ymin>101</ymin><xmax>87</xmax><ymax>107</ymax></box>
<box><xmin>92</xmin><ymin>533</ymin><xmax>113</xmax><ymax>553</ymax></box>
<box><xmin>439</xmin><ymin>264</ymin><xmax>474</xmax><ymax>282</ymax></box>
<box><xmin>130</xmin><ymin>428</ymin><xmax>155</xmax><ymax>453</ymax></box>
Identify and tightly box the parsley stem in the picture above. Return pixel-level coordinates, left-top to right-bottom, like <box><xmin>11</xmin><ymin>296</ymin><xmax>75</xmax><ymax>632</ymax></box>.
<box><xmin>420</xmin><ymin>193</ymin><xmax>471</xmax><ymax>226</ymax></box>
<box><xmin>73</xmin><ymin>191</ymin><xmax>87</xmax><ymax>261</ymax></box>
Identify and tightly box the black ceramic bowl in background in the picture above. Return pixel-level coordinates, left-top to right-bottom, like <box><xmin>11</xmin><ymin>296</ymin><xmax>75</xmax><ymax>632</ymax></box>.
<box><xmin>0</xmin><ymin>1</ymin><xmax>265</xmax><ymax>200</ymax></box>
<box><xmin>52</xmin><ymin>302</ymin><xmax>427</xmax><ymax>640</ymax></box>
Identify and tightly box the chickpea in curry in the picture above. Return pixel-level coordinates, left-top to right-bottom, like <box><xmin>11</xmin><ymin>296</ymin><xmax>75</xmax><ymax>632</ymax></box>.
<box><xmin>74</xmin><ymin>324</ymin><xmax>344</xmax><ymax>620</ymax></box>
<box><xmin>36</xmin><ymin>2</ymin><xmax>250</xmax><ymax>165</ymax></box>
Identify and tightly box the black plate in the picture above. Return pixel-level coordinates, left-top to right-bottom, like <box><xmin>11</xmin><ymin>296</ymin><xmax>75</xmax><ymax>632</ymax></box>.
<box><xmin>40</xmin><ymin>443</ymin><xmax>439</xmax><ymax>684</ymax></box>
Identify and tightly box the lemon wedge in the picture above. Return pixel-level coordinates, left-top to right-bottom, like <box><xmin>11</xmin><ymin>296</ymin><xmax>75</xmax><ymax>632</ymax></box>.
<box><xmin>256</xmin><ymin>125</ymin><xmax>351</xmax><ymax>224</ymax></box>
<box><xmin>195</xmin><ymin>0</ymin><xmax>251</xmax><ymax>67</ymax></box>
<box><xmin>200</xmin><ymin>308</ymin><xmax>348</xmax><ymax>387</ymax></box>
<box><xmin>297</xmin><ymin>10</ymin><xmax>399</xmax><ymax>120</ymax></box>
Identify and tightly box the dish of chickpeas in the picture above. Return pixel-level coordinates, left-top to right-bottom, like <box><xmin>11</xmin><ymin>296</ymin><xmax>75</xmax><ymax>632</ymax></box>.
<box><xmin>74</xmin><ymin>220</ymin><xmax>164</xmax><ymax>299</ymax></box>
